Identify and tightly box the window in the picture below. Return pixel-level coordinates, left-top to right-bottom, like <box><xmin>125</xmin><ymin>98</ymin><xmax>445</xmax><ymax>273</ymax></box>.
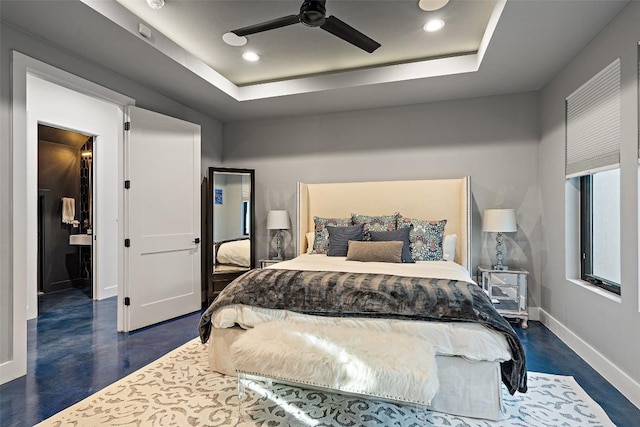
<box><xmin>566</xmin><ymin>58</ymin><xmax>621</xmax><ymax>295</ymax></box>
<box><xmin>580</xmin><ymin>168</ymin><xmax>621</xmax><ymax>294</ymax></box>
<box><xmin>242</xmin><ymin>201</ymin><xmax>250</xmax><ymax>236</ymax></box>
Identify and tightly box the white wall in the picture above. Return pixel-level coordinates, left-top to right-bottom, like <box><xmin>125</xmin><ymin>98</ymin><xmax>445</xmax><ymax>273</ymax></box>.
<box><xmin>539</xmin><ymin>1</ymin><xmax>640</xmax><ymax>405</ymax></box>
<box><xmin>0</xmin><ymin>22</ymin><xmax>223</xmax><ymax>377</ymax></box>
<box><xmin>223</xmin><ymin>92</ymin><xmax>541</xmax><ymax>303</ymax></box>
<box><xmin>0</xmin><ymin>4</ymin><xmax>11</xmax><ymax>367</ymax></box>
<box><xmin>213</xmin><ymin>174</ymin><xmax>244</xmax><ymax>241</ymax></box>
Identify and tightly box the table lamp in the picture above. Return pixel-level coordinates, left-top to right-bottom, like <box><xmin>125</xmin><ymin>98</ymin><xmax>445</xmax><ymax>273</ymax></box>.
<box><xmin>482</xmin><ymin>209</ymin><xmax>517</xmax><ymax>270</ymax></box>
<box><xmin>267</xmin><ymin>210</ymin><xmax>290</xmax><ymax>260</ymax></box>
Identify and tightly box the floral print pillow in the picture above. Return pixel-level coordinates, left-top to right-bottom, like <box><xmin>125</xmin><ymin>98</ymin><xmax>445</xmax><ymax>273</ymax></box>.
<box><xmin>311</xmin><ymin>216</ymin><xmax>352</xmax><ymax>254</ymax></box>
<box><xmin>351</xmin><ymin>213</ymin><xmax>399</xmax><ymax>239</ymax></box>
<box><xmin>398</xmin><ymin>216</ymin><xmax>447</xmax><ymax>261</ymax></box>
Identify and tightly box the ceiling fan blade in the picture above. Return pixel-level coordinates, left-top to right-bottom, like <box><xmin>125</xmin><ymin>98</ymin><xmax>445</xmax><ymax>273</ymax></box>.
<box><xmin>320</xmin><ymin>15</ymin><xmax>380</xmax><ymax>53</ymax></box>
<box><xmin>231</xmin><ymin>15</ymin><xmax>301</xmax><ymax>37</ymax></box>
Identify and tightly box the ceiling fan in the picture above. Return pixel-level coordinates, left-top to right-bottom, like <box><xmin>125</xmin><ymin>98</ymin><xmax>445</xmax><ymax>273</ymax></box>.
<box><xmin>230</xmin><ymin>0</ymin><xmax>381</xmax><ymax>53</ymax></box>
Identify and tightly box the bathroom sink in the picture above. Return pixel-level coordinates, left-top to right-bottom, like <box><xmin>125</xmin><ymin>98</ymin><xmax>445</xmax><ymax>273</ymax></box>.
<box><xmin>69</xmin><ymin>234</ymin><xmax>92</xmax><ymax>245</ymax></box>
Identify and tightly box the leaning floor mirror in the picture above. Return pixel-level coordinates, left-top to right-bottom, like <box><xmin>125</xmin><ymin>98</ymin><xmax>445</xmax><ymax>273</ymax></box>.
<box><xmin>206</xmin><ymin>167</ymin><xmax>255</xmax><ymax>304</ymax></box>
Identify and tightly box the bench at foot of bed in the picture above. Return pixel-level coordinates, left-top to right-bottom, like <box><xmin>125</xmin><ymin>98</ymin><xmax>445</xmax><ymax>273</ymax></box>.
<box><xmin>230</xmin><ymin>320</ymin><xmax>440</xmax><ymax>408</ymax></box>
<box><xmin>211</xmin><ymin>320</ymin><xmax>504</xmax><ymax>421</ymax></box>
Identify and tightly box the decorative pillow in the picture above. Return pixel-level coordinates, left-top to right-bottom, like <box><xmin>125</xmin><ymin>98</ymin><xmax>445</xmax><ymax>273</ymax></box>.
<box><xmin>351</xmin><ymin>213</ymin><xmax>399</xmax><ymax>238</ymax></box>
<box><xmin>398</xmin><ymin>217</ymin><xmax>447</xmax><ymax>261</ymax></box>
<box><xmin>327</xmin><ymin>224</ymin><xmax>365</xmax><ymax>257</ymax></box>
<box><xmin>306</xmin><ymin>232</ymin><xmax>315</xmax><ymax>254</ymax></box>
<box><xmin>443</xmin><ymin>234</ymin><xmax>457</xmax><ymax>261</ymax></box>
<box><xmin>368</xmin><ymin>227</ymin><xmax>415</xmax><ymax>263</ymax></box>
<box><xmin>311</xmin><ymin>216</ymin><xmax>352</xmax><ymax>254</ymax></box>
<box><xmin>346</xmin><ymin>241</ymin><xmax>403</xmax><ymax>263</ymax></box>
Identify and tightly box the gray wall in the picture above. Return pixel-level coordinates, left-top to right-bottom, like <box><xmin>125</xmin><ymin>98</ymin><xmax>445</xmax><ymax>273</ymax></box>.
<box><xmin>0</xmin><ymin>23</ymin><xmax>223</xmax><ymax>365</ymax></box>
<box><xmin>223</xmin><ymin>92</ymin><xmax>541</xmax><ymax>299</ymax></box>
<box><xmin>539</xmin><ymin>1</ymin><xmax>639</xmax><ymax>385</ymax></box>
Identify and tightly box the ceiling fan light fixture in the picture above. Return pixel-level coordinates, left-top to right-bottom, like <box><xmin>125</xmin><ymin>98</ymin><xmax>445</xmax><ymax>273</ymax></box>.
<box><xmin>418</xmin><ymin>0</ymin><xmax>449</xmax><ymax>12</ymax></box>
<box><xmin>222</xmin><ymin>32</ymin><xmax>248</xmax><ymax>47</ymax></box>
<box><xmin>145</xmin><ymin>0</ymin><xmax>165</xmax><ymax>10</ymax></box>
<box><xmin>229</xmin><ymin>0</ymin><xmax>380</xmax><ymax>53</ymax></box>
<box><xmin>299</xmin><ymin>0</ymin><xmax>327</xmax><ymax>27</ymax></box>
<box><xmin>242</xmin><ymin>51</ymin><xmax>260</xmax><ymax>62</ymax></box>
<box><xmin>424</xmin><ymin>19</ymin><xmax>445</xmax><ymax>32</ymax></box>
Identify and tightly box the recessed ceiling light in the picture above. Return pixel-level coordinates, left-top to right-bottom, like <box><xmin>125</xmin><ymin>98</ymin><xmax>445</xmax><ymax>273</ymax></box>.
<box><xmin>146</xmin><ymin>0</ymin><xmax>165</xmax><ymax>10</ymax></box>
<box><xmin>242</xmin><ymin>52</ymin><xmax>260</xmax><ymax>62</ymax></box>
<box><xmin>222</xmin><ymin>32</ymin><xmax>248</xmax><ymax>47</ymax></box>
<box><xmin>418</xmin><ymin>0</ymin><xmax>449</xmax><ymax>12</ymax></box>
<box><xmin>424</xmin><ymin>19</ymin><xmax>445</xmax><ymax>32</ymax></box>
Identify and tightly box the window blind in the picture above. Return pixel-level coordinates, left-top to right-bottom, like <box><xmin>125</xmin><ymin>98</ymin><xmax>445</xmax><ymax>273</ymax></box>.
<box><xmin>565</xmin><ymin>58</ymin><xmax>620</xmax><ymax>178</ymax></box>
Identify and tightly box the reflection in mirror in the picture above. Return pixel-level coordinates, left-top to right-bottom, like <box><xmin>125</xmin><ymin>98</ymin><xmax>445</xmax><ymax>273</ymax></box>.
<box><xmin>208</xmin><ymin>167</ymin><xmax>255</xmax><ymax>275</ymax></box>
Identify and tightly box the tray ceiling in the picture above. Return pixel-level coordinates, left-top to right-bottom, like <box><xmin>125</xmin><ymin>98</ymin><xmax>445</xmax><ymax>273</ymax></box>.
<box><xmin>115</xmin><ymin>0</ymin><xmax>499</xmax><ymax>86</ymax></box>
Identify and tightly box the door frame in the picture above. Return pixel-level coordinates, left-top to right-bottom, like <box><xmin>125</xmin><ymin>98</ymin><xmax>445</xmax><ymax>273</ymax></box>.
<box><xmin>2</xmin><ymin>51</ymin><xmax>134</xmax><ymax>384</ymax></box>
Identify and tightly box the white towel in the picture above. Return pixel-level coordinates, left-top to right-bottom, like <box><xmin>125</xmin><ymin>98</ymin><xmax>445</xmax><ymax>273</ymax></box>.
<box><xmin>62</xmin><ymin>197</ymin><xmax>75</xmax><ymax>224</ymax></box>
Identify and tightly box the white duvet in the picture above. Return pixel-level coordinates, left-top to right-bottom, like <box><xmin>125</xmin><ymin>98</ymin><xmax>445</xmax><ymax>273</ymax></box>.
<box><xmin>212</xmin><ymin>254</ymin><xmax>511</xmax><ymax>363</ymax></box>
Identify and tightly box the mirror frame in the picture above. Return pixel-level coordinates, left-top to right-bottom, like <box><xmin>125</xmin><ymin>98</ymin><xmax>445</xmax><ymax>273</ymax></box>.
<box><xmin>207</xmin><ymin>167</ymin><xmax>256</xmax><ymax>277</ymax></box>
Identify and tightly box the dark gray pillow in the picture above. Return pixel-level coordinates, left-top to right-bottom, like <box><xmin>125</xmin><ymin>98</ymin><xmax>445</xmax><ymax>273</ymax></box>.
<box><xmin>369</xmin><ymin>226</ymin><xmax>415</xmax><ymax>263</ymax></box>
<box><xmin>327</xmin><ymin>224</ymin><xmax>364</xmax><ymax>257</ymax></box>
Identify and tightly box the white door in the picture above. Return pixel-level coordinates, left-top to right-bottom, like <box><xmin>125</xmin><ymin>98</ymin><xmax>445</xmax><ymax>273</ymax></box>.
<box><xmin>124</xmin><ymin>106</ymin><xmax>201</xmax><ymax>331</ymax></box>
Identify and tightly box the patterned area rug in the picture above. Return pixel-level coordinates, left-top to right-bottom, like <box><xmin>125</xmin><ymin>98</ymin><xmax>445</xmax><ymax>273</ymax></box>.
<box><xmin>37</xmin><ymin>338</ymin><xmax>615</xmax><ymax>426</ymax></box>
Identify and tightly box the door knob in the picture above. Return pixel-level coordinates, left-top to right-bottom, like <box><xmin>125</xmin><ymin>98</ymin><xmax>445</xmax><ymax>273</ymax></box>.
<box><xmin>193</xmin><ymin>238</ymin><xmax>200</xmax><ymax>244</ymax></box>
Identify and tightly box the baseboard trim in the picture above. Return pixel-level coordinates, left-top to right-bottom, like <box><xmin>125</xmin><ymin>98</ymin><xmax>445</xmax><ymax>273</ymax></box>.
<box><xmin>538</xmin><ymin>308</ymin><xmax>640</xmax><ymax>410</ymax></box>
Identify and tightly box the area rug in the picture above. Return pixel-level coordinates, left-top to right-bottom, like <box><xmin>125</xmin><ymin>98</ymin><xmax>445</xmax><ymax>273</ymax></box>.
<box><xmin>36</xmin><ymin>338</ymin><xmax>615</xmax><ymax>427</ymax></box>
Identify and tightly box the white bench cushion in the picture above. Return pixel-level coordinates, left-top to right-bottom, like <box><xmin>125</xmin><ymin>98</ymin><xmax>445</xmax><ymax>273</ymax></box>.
<box><xmin>230</xmin><ymin>320</ymin><xmax>439</xmax><ymax>405</ymax></box>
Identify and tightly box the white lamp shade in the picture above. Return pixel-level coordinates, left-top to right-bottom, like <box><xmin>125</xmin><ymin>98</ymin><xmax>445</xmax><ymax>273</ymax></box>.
<box><xmin>482</xmin><ymin>209</ymin><xmax>517</xmax><ymax>233</ymax></box>
<box><xmin>267</xmin><ymin>210</ymin><xmax>290</xmax><ymax>230</ymax></box>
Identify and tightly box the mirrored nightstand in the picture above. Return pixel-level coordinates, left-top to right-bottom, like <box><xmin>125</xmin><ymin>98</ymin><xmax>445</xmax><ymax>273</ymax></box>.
<box><xmin>259</xmin><ymin>259</ymin><xmax>284</xmax><ymax>268</ymax></box>
<box><xmin>478</xmin><ymin>266</ymin><xmax>529</xmax><ymax>328</ymax></box>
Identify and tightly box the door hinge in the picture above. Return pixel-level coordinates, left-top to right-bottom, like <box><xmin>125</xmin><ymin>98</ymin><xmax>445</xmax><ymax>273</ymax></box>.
<box><xmin>124</xmin><ymin>297</ymin><xmax>130</xmax><ymax>306</ymax></box>
<box><xmin>124</xmin><ymin>122</ymin><xmax>131</xmax><ymax>131</ymax></box>
<box><xmin>124</xmin><ymin>180</ymin><xmax>131</xmax><ymax>189</ymax></box>
<box><xmin>124</xmin><ymin>238</ymin><xmax>130</xmax><ymax>247</ymax></box>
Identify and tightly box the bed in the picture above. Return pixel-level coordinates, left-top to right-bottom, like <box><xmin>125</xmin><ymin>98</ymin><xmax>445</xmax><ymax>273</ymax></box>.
<box><xmin>199</xmin><ymin>177</ymin><xmax>527</xmax><ymax>420</ymax></box>
<box><xmin>214</xmin><ymin>238</ymin><xmax>251</xmax><ymax>270</ymax></box>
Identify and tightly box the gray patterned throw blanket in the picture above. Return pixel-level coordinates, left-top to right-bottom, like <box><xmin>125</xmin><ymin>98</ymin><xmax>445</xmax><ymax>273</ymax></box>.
<box><xmin>198</xmin><ymin>268</ymin><xmax>527</xmax><ymax>395</ymax></box>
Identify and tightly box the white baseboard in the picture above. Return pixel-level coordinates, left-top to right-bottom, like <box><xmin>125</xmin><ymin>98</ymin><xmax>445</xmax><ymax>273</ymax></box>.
<box><xmin>538</xmin><ymin>308</ymin><xmax>640</xmax><ymax>410</ymax></box>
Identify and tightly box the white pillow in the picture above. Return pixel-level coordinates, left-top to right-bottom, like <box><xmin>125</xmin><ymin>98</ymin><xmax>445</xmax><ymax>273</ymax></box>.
<box><xmin>306</xmin><ymin>232</ymin><xmax>315</xmax><ymax>254</ymax></box>
<box><xmin>442</xmin><ymin>234</ymin><xmax>457</xmax><ymax>261</ymax></box>
<box><xmin>216</xmin><ymin>239</ymin><xmax>251</xmax><ymax>267</ymax></box>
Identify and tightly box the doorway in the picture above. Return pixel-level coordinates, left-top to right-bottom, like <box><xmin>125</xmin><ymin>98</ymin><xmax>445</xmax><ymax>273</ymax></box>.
<box><xmin>3</xmin><ymin>52</ymin><xmax>135</xmax><ymax>385</ymax></box>
<box><xmin>6</xmin><ymin>52</ymin><xmax>201</xmax><ymax>385</ymax></box>
<box><xmin>24</xmin><ymin>74</ymin><xmax>123</xmax><ymax>321</ymax></box>
<box><xmin>37</xmin><ymin>124</ymin><xmax>95</xmax><ymax>298</ymax></box>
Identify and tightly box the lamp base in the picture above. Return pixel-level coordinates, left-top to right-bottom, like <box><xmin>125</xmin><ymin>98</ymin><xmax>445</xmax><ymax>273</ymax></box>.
<box><xmin>275</xmin><ymin>230</ymin><xmax>284</xmax><ymax>261</ymax></box>
<box><xmin>493</xmin><ymin>264</ymin><xmax>509</xmax><ymax>271</ymax></box>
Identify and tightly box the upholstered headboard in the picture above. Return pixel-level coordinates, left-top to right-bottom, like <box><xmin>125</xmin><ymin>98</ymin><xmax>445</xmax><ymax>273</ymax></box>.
<box><xmin>296</xmin><ymin>177</ymin><xmax>471</xmax><ymax>272</ymax></box>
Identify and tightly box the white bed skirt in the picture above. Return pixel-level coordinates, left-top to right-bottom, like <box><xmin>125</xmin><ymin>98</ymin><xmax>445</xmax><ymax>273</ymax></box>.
<box><xmin>207</xmin><ymin>326</ymin><xmax>503</xmax><ymax>421</ymax></box>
